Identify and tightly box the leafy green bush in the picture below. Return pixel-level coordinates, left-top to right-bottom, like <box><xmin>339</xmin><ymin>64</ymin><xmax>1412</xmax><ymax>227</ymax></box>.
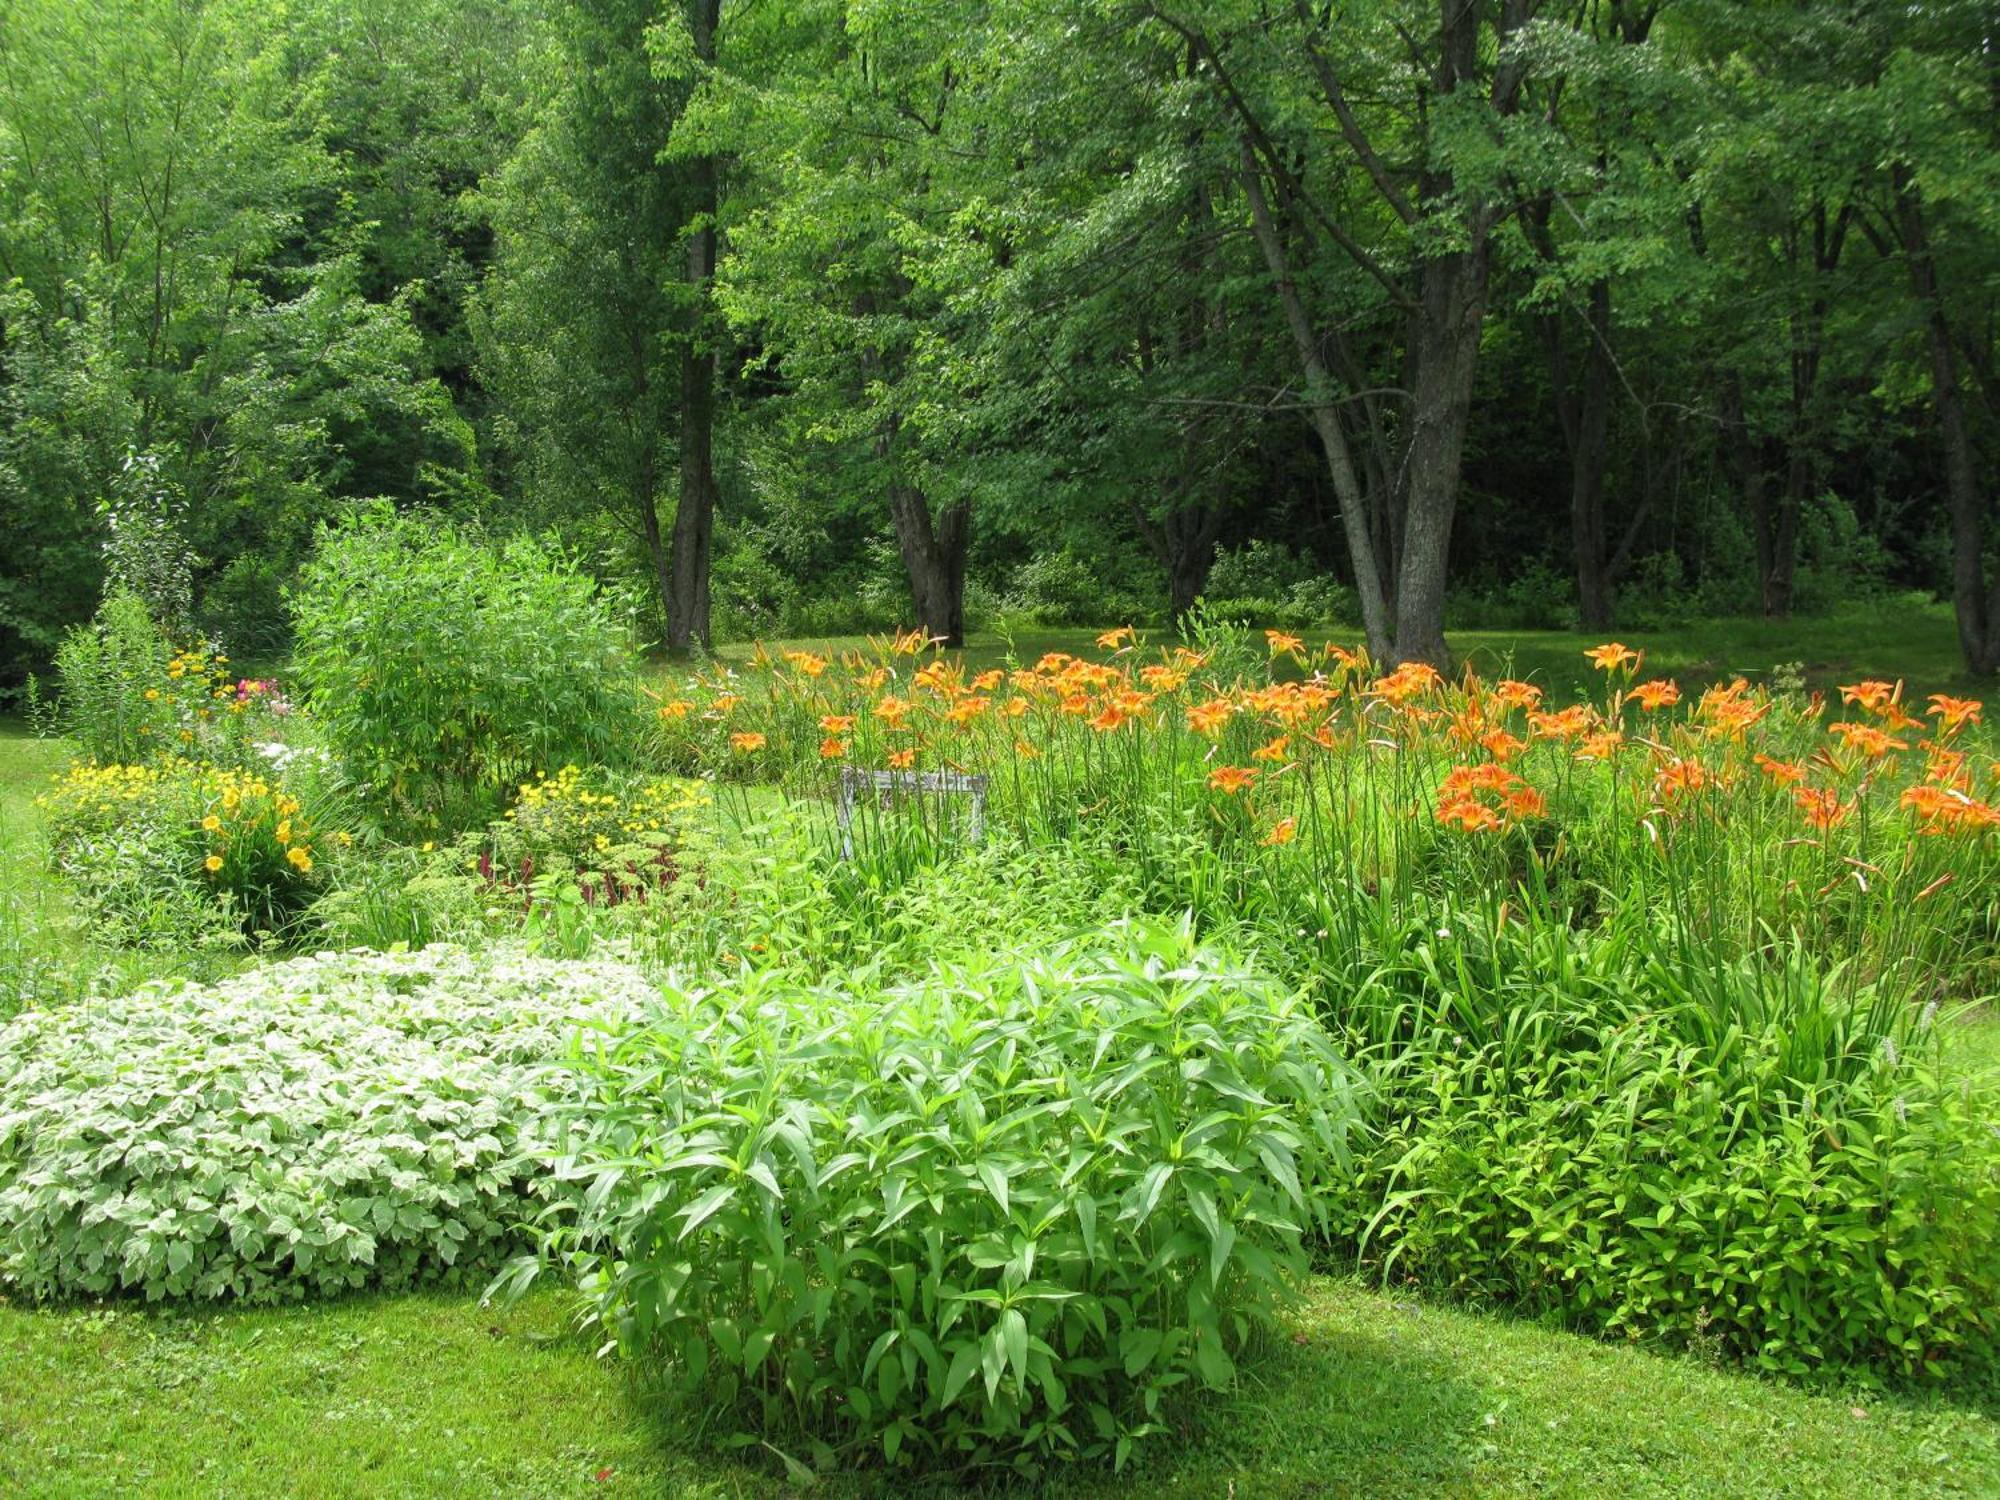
<box><xmin>52</xmin><ymin>590</ymin><xmax>289</xmax><ymax>767</ymax></box>
<box><xmin>1307</xmin><ymin>901</ymin><xmax>2000</xmax><ymax>1378</ymax></box>
<box><xmin>51</xmin><ymin>591</ymin><xmax>173</xmax><ymax>764</ymax></box>
<box><xmin>516</xmin><ymin>920</ymin><xmax>1357</xmax><ymax>1475</ymax></box>
<box><xmin>0</xmin><ymin>945</ymin><xmax>658</xmax><ymax>1304</ymax></box>
<box><xmin>288</xmin><ymin>508</ymin><xmax>646</xmax><ymax>831</ymax></box>
<box><xmin>37</xmin><ymin>758</ymin><xmax>349</xmax><ymax>943</ymax></box>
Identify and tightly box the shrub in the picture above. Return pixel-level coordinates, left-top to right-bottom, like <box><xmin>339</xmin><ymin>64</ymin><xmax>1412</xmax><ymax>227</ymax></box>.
<box><xmin>515</xmin><ymin>920</ymin><xmax>1358</xmax><ymax>1476</ymax></box>
<box><xmin>51</xmin><ymin>591</ymin><xmax>172</xmax><ymax>764</ymax></box>
<box><xmin>0</xmin><ymin>945</ymin><xmax>658</xmax><ymax>1304</ymax></box>
<box><xmin>288</xmin><ymin>508</ymin><xmax>646</xmax><ymax>831</ymax></box>
<box><xmin>37</xmin><ymin>758</ymin><xmax>347</xmax><ymax>942</ymax></box>
<box><xmin>1313</xmin><ymin>904</ymin><xmax>2000</xmax><ymax>1378</ymax></box>
<box><xmin>52</xmin><ymin>590</ymin><xmax>291</xmax><ymax>767</ymax></box>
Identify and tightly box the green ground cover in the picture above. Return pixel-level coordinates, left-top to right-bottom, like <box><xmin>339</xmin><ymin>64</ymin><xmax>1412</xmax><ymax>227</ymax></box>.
<box><xmin>4</xmin><ymin>1282</ymin><xmax>1997</xmax><ymax>1498</ymax></box>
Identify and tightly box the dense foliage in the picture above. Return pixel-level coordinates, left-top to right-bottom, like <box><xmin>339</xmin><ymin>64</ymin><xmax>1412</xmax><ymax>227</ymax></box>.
<box><xmin>520</xmin><ymin>921</ymin><xmax>1357</xmax><ymax>1474</ymax></box>
<box><xmin>288</xmin><ymin>511</ymin><xmax>645</xmax><ymax>829</ymax></box>
<box><xmin>0</xmin><ymin>946</ymin><xmax>659</xmax><ymax>1303</ymax></box>
<box><xmin>6</xmin><ymin>0</ymin><xmax>2000</xmax><ymax>690</ymax></box>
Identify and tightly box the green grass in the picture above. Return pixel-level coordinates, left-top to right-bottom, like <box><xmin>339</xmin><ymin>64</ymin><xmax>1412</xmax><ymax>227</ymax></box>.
<box><xmin>3</xmin><ymin>1280</ymin><xmax>1995</xmax><ymax>1498</ymax></box>
<box><xmin>687</xmin><ymin>595</ymin><xmax>1988</xmax><ymax>697</ymax></box>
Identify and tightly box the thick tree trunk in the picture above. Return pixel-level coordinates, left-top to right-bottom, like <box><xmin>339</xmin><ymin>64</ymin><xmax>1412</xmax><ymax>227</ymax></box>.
<box><xmin>1134</xmin><ymin>501</ymin><xmax>1222</xmax><ymax>621</ymax></box>
<box><xmin>634</xmin><ymin>448</ymin><xmax>674</xmax><ymax>630</ymax></box>
<box><xmin>1898</xmin><ymin>178</ymin><xmax>1999</xmax><ymax>675</ymax></box>
<box><xmin>889</xmin><ymin>484</ymin><xmax>968</xmax><ymax>646</ymax></box>
<box><xmin>1391</xmin><ymin>246</ymin><xmax>1490</xmax><ymax>667</ymax></box>
<box><xmin>666</xmin><ymin>0</ymin><xmax>720</xmax><ymax>653</ymax></box>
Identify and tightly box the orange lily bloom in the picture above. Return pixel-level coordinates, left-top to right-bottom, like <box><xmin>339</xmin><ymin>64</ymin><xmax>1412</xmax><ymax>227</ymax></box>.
<box><xmin>1629</xmin><ymin>679</ymin><xmax>1680</xmax><ymax>711</ymax></box>
<box><xmin>1928</xmin><ymin>694</ymin><xmax>1983</xmax><ymax>734</ymax></box>
<box><xmin>1584</xmin><ymin>642</ymin><xmax>1640</xmax><ymax>674</ymax></box>
<box><xmin>1208</xmin><ymin>765</ymin><xmax>1259</xmax><ymax>794</ymax></box>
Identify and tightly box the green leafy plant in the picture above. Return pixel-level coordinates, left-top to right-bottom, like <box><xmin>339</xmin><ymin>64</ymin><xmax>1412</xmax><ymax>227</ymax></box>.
<box><xmin>50</xmin><ymin>591</ymin><xmax>173</xmax><ymax>764</ymax></box>
<box><xmin>0</xmin><ymin>945</ymin><xmax>659</xmax><ymax>1304</ymax></box>
<box><xmin>1309</xmin><ymin>898</ymin><xmax>2000</xmax><ymax>1379</ymax></box>
<box><xmin>37</xmin><ymin>758</ymin><xmax>348</xmax><ymax>942</ymax></box>
<box><xmin>511</xmin><ymin>919</ymin><xmax>1359</xmax><ymax>1477</ymax></box>
<box><xmin>287</xmin><ymin>508</ymin><xmax>647</xmax><ymax>832</ymax></box>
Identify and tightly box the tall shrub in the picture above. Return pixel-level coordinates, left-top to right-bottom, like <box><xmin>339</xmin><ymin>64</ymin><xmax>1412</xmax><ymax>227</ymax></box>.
<box><xmin>289</xmin><ymin>509</ymin><xmax>645</xmax><ymax>830</ymax></box>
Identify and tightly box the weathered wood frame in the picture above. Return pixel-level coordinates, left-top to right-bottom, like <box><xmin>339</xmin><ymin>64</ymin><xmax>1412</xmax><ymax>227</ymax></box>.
<box><xmin>836</xmin><ymin>766</ymin><xmax>989</xmax><ymax>860</ymax></box>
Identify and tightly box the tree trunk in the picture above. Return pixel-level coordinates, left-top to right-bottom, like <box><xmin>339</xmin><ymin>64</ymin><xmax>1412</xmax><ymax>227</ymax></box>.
<box><xmin>635</xmin><ymin>448</ymin><xmax>674</xmax><ymax>631</ymax></box>
<box><xmin>1542</xmin><ymin>280</ymin><xmax>1615</xmax><ymax>631</ymax></box>
<box><xmin>1239</xmin><ymin>141</ymin><xmax>1392</xmax><ymax>659</ymax></box>
<box><xmin>889</xmin><ymin>483</ymin><xmax>968</xmax><ymax>646</ymax></box>
<box><xmin>1133</xmin><ymin>501</ymin><xmax>1222</xmax><ymax>621</ymax></box>
<box><xmin>666</xmin><ymin>0</ymin><xmax>720</xmax><ymax>653</ymax></box>
<box><xmin>1391</xmin><ymin>246</ymin><xmax>1490</xmax><ymax>667</ymax></box>
<box><xmin>1897</xmin><ymin>177</ymin><xmax>1999</xmax><ymax>674</ymax></box>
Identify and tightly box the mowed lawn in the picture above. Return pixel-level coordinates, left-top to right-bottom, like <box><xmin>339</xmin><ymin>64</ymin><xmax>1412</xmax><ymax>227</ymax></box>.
<box><xmin>4</xmin><ymin>1279</ymin><xmax>1998</xmax><ymax>1499</ymax></box>
<box><xmin>692</xmin><ymin>596</ymin><xmax>1989</xmax><ymax>698</ymax></box>
<box><xmin>4</xmin><ymin>599</ymin><xmax>1999</xmax><ymax>1498</ymax></box>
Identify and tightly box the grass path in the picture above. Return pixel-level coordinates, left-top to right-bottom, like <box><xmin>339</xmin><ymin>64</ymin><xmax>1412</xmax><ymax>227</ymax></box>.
<box><xmin>3</xmin><ymin>1281</ymin><xmax>1996</xmax><ymax>1498</ymax></box>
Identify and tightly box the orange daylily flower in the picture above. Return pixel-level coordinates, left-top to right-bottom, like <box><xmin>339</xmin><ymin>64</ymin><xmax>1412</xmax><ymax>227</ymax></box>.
<box><xmin>729</xmin><ymin>731</ymin><xmax>766</xmax><ymax>754</ymax></box>
<box><xmin>1793</xmin><ymin>785</ymin><xmax>1851</xmax><ymax>831</ymax></box>
<box><xmin>1263</xmin><ymin>816</ymin><xmax>1298</xmax><ymax>846</ymax></box>
<box><xmin>1754</xmin><ymin>753</ymin><xmax>1808</xmax><ymax>786</ymax></box>
<box><xmin>1251</xmin><ymin>735</ymin><xmax>1290</xmax><ymax>764</ymax></box>
<box><xmin>1208</xmin><ymin>765</ymin><xmax>1259</xmax><ymax>795</ymax></box>
<box><xmin>1096</xmin><ymin>626</ymin><xmax>1137</xmax><ymax>650</ymax></box>
<box><xmin>1187</xmin><ymin>698</ymin><xmax>1235</xmax><ymax>736</ymax></box>
<box><xmin>1584</xmin><ymin>642</ymin><xmax>1640</xmax><ymax>674</ymax></box>
<box><xmin>782</xmin><ymin>650</ymin><xmax>828</xmax><ymax>677</ymax></box>
<box><xmin>1838</xmin><ymin>680</ymin><xmax>1898</xmax><ymax>714</ymax></box>
<box><xmin>1266</xmin><ymin>629</ymin><xmax>1306</xmax><ymax>657</ymax></box>
<box><xmin>1628</xmin><ymin>679</ymin><xmax>1680</xmax><ymax>711</ymax></box>
<box><xmin>1529</xmin><ymin>705</ymin><xmax>1594</xmax><ymax>741</ymax></box>
<box><xmin>887</xmin><ymin>748</ymin><xmax>916</xmax><ymax>770</ymax></box>
<box><xmin>1652</xmin><ymin>757</ymin><xmax>1713</xmax><ymax>805</ymax></box>
<box><xmin>1575</xmin><ymin>730</ymin><xmax>1623</xmax><ymax>762</ymax></box>
<box><xmin>1928</xmin><ymin>694</ymin><xmax>1983</xmax><ymax>734</ymax></box>
<box><xmin>818</xmin><ymin>737</ymin><xmax>848</xmax><ymax>760</ymax></box>
<box><xmin>1827</xmin><ymin>721</ymin><xmax>1908</xmax><ymax>759</ymax></box>
<box><xmin>820</xmin><ymin>714</ymin><xmax>857</xmax><ymax>733</ymax></box>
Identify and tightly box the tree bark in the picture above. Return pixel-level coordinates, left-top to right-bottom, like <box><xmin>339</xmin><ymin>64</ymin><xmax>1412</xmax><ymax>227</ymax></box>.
<box><xmin>1239</xmin><ymin>141</ymin><xmax>1392</xmax><ymax>659</ymax></box>
<box><xmin>1897</xmin><ymin>176</ymin><xmax>1999</xmax><ymax>674</ymax></box>
<box><xmin>888</xmin><ymin>482</ymin><xmax>969</xmax><ymax>646</ymax></box>
<box><xmin>1133</xmin><ymin>500</ymin><xmax>1222</xmax><ymax>621</ymax></box>
<box><xmin>1391</xmin><ymin>246</ymin><xmax>1490</xmax><ymax>667</ymax></box>
<box><xmin>1541</xmin><ymin>280</ymin><xmax>1615</xmax><ymax>631</ymax></box>
<box><xmin>666</xmin><ymin>0</ymin><xmax>720</xmax><ymax>653</ymax></box>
